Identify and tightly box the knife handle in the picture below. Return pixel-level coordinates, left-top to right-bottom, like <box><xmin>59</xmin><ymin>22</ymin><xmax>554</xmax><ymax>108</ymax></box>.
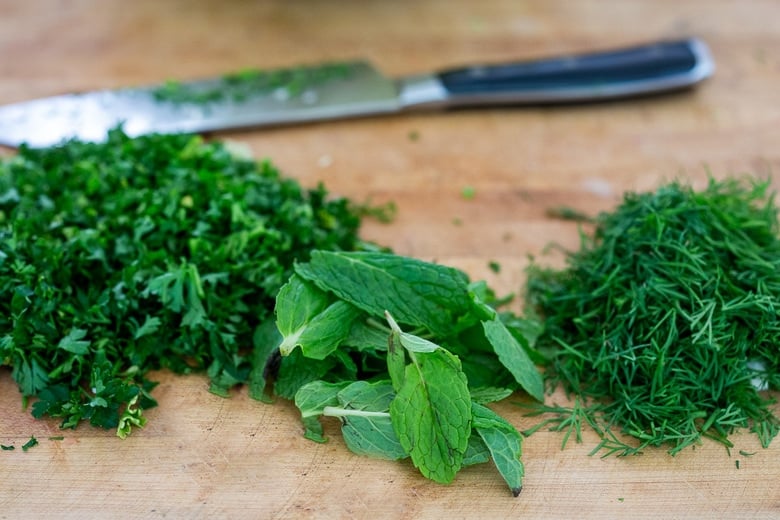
<box><xmin>399</xmin><ymin>38</ymin><xmax>713</xmax><ymax>108</ymax></box>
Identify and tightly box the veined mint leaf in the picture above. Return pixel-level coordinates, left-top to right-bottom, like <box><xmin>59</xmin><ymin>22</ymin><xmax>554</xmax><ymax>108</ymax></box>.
<box><xmin>470</xmin><ymin>386</ymin><xmax>515</xmax><ymax>404</ymax></box>
<box><xmin>343</xmin><ymin>319</ymin><xmax>390</xmax><ymax>353</ymax></box>
<box><xmin>390</xmin><ymin>348</ymin><xmax>471</xmax><ymax>484</ymax></box>
<box><xmin>248</xmin><ymin>319</ymin><xmax>283</xmax><ymax>403</ymax></box>
<box><xmin>296</xmin><ymin>380</ymin><xmax>350</xmax><ymax>419</ymax></box>
<box><xmin>276</xmin><ymin>274</ymin><xmax>362</xmax><ymax>360</ymax></box>
<box><xmin>294</xmin><ymin>380</ymin><xmax>350</xmax><ymax>443</ymax></box>
<box><xmin>462</xmin><ymin>433</ymin><xmax>491</xmax><ymax>466</ymax></box>
<box><xmin>326</xmin><ymin>380</ymin><xmax>407</xmax><ymax>460</ymax></box>
<box><xmin>472</xmin><ymin>402</ymin><xmax>524</xmax><ymax>497</ymax></box>
<box><xmin>483</xmin><ymin>318</ymin><xmax>544</xmax><ymax>402</ymax></box>
<box><xmin>295</xmin><ymin>251</ymin><xmax>475</xmax><ymax>337</ymax></box>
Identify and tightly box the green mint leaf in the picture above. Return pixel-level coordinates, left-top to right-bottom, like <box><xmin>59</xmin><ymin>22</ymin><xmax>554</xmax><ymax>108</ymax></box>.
<box><xmin>295</xmin><ymin>251</ymin><xmax>475</xmax><ymax>337</ymax></box>
<box><xmin>295</xmin><ymin>380</ymin><xmax>350</xmax><ymax>419</ymax></box>
<box><xmin>390</xmin><ymin>347</ymin><xmax>472</xmax><ymax>484</ymax></box>
<box><xmin>57</xmin><ymin>328</ymin><xmax>91</xmax><ymax>355</ymax></box>
<box><xmin>386</xmin><ymin>319</ymin><xmax>406</xmax><ymax>392</ymax></box>
<box><xmin>343</xmin><ymin>319</ymin><xmax>390</xmax><ymax>353</ymax></box>
<box><xmin>462</xmin><ymin>434</ymin><xmax>491</xmax><ymax>466</ymax></box>
<box><xmin>247</xmin><ymin>319</ymin><xmax>283</xmax><ymax>403</ymax></box>
<box><xmin>273</xmin><ymin>349</ymin><xmax>338</xmax><ymax>400</ymax></box>
<box><xmin>386</xmin><ymin>311</ymin><xmax>440</xmax><ymax>353</ymax></box>
<box><xmin>276</xmin><ymin>274</ymin><xmax>362</xmax><ymax>360</ymax></box>
<box><xmin>470</xmin><ymin>386</ymin><xmax>515</xmax><ymax>404</ymax></box>
<box><xmin>294</xmin><ymin>380</ymin><xmax>351</xmax><ymax>442</ymax></box>
<box><xmin>482</xmin><ymin>318</ymin><xmax>544</xmax><ymax>402</ymax></box>
<box><xmin>472</xmin><ymin>402</ymin><xmax>524</xmax><ymax>497</ymax></box>
<box><xmin>325</xmin><ymin>380</ymin><xmax>407</xmax><ymax>460</ymax></box>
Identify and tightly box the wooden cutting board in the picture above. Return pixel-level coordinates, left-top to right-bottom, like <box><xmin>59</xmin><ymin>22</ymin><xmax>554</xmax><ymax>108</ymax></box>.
<box><xmin>2</xmin><ymin>1</ymin><xmax>779</xmax><ymax>518</ymax></box>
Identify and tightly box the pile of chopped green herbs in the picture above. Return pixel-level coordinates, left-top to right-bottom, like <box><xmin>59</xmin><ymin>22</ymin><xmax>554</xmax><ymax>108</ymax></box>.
<box><xmin>526</xmin><ymin>177</ymin><xmax>780</xmax><ymax>455</ymax></box>
<box><xmin>274</xmin><ymin>250</ymin><xmax>545</xmax><ymax>496</ymax></box>
<box><xmin>0</xmin><ymin>128</ymin><xmax>370</xmax><ymax>437</ymax></box>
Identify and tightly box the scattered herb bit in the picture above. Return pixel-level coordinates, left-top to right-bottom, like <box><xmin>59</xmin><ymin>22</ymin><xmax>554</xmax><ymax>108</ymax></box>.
<box><xmin>0</xmin><ymin>128</ymin><xmax>372</xmax><ymax>435</ymax></box>
<box><xmin>618</xmin><ymin>497</ymin><xmax>625</xmax><ymax>502</ymax></box>
<box><xmin>21</xmin><ymin>436</ymin><xmax>38</xmax><ymax>451</ymax></box>
<box><xmin>1</xmin><ymin>444</ymin><xmax>14</xmax><ymax>451</ymax></box>
<box><xmin>355</xmin><ymin>200</ymin><xmax>397</xmax><ymax>224</ymax></box>
<box><xmin>408</xmin><ymin>130</ymin><xmax>420</xmax><ymax>142</ymax></box>
<box><xmin>735</xmin><ymin>460</ymin><xmax>740</xmax><ymax>469</ymax></box>
<box><xmin>526</xmin><ymin>177</ymin><xmax>780</xmax><ymax>455</ymax></box>
<box><xmin>152</xmin><ymin>62</ymin><xmax>354</xmax><ymax>105</ymax></box>
<box><xmin>544</xmin><ymin>205</ymin><xmax>593</xmax><ymax>223</ymax></box>
<box><xmin>461</xmin><ymin>186</ymin><xmax>476</xmax><ymax>200</ymax></box>
<box><xmin>488</xmin><ymin>260</ymin><xmax>501</xmax><ymax>274</ymax></box>
<box><xmin>739</xmin><ymin>450</ymin><xmax>756</xmax><ymax>457</ymax></box>
<box><xmin>275</xmin><ymin>250</ymin><xmax>544</xmax><ymax>496</ymax></box>
<box><xmin>48</xmin><ymin>436</ymin><xmax>65</xmax><ymax>441</ymax></box>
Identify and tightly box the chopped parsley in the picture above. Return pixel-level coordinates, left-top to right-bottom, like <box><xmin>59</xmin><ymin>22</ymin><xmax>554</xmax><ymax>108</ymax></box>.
<box><xmin>0</xmin><ymin>128</ymin><xmax>371</xmax><ymax>435</ymax></box>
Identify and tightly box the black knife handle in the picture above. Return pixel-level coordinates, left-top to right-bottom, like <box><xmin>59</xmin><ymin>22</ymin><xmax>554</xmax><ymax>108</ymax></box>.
<box><xmin>436</xmin><ymin>38</ymin><xmax>713</xmax><ymax>105</ymax></box>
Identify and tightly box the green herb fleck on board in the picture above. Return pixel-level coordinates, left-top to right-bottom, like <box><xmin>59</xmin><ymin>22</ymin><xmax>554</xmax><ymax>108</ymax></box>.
<box><xmin>1</xmin><ymin>444</ymin><xmax>14</xmax><ymax>451</ymax></box>
<box><xmin>545</xmin><ymin>205</ymin><xmax>593</xmax><ymax>222</ymax></box>
<box><xmin>462</xmin><ymin>186</ymin><xmax>476</xmax><ymax>200</ymax></box>
<box><xmin>21</xmin><ymin>436</ymin><xmax>38</xmax><ymax>451</ymax></box>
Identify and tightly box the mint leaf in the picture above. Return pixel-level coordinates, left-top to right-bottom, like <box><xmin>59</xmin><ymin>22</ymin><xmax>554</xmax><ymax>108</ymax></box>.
<box><xmin>343</xmin><ymin>319</ymin><xmax>391</xmax><ymax>353</ymax></box>
<box><xmin>294</xmin><ymin>380</ymin><xmax>350</xmax><ymax>442</ymax></box>
<box><xmin>390</xmin><ymin>347</ymin><xmax>472</xmax><ymax>484</ymax></box>
<box><xmin>325</xmin><ymin>380</ymin><xmax>407</xmax><ymax>460</ymax></box>
<box><xmin>482</xmin><ymin>318</ymin><xmax>544</xmax><ymax>401</ymax></box>
<box><xmin>462</xmin><ymin>434</ymin><xmax>492</xmax><ymax>466</ymax></box>
<box><xmin>470</xmin><ymin>386</ymin><xmax>515</xmax><ymax>404</ymax></box>
<box><xmin>274</xmin><ymin>349</ymin><xmax>338</xmax><ymax>400</ymax></box>
<box><xmin>276</xmin><ymin>275</ymin><xmax>361</xmax><ymax>360</ymax></box>
<box><xmin>472</xmin><ymin>402</ymin><xmax>524</xmax><ymax>497</ymax></box>
<box><xmin>295</xmin><ymin>251</ymin><xmax>475</xmax><ymax>337</ymax></box>
<box><xmin>247</xmin><ymin>319</ymin><xmax>283</xmax><ymax>403</ymax></box>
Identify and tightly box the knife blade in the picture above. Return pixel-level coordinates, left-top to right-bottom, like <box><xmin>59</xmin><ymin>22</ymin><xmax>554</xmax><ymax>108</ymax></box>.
<box><xmin>0</xmin><ymin>38</ymin><xmax>713</xmax><ymax>148</ymax></box>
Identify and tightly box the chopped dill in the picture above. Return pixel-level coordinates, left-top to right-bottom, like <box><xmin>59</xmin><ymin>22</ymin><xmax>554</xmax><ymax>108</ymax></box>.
<box><xmin>526</xmin><ymin>177</ymin><xmax>780</xmax><ymax>456</ymax></box>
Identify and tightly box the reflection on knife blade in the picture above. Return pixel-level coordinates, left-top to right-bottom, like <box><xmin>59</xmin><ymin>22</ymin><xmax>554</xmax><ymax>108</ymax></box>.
<box><xmin>0</xmin><ymin>38</ymin><xmax>714</xmax><ymax>148</ymax></box>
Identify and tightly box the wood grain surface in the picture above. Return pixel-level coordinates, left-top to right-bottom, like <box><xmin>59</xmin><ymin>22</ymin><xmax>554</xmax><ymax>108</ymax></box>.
<box><xmin>1</xmin><ymin>1</ymin><xmax>779</xmax><ymax>518</ymax></box>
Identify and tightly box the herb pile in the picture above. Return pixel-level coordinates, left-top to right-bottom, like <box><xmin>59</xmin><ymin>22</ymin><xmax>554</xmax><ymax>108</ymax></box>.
<box><xmin>0</xmin><ymin>128</ymin><xmax>368</xmax><ymax>437</ymax></box>
<box><xmin>526</xmin><ymin>177</ymin><xmax>780</xmax><ymax>455</ymax></box>
<box><xmin>274</xmin><ymin>250</ymin><xmax>544</xmax><ymax>496</ymax></box>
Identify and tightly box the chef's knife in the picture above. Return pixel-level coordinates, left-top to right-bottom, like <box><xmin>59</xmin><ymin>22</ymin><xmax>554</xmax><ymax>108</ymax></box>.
<box><xmin>0</xmin><ymin>38</ymin><xmax>713</xmax><ymax>148</ymax></box>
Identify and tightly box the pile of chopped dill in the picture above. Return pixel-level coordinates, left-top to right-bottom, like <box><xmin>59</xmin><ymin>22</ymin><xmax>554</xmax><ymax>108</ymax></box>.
<box><xmin>0</xmin><ymin>128</ymin><xmax>373</xmax><ymax>436</ymax></box>
<box><xmin>526</xmin><ymin>177</ymin><xmax>780</xmax><ymax>455</ymax></box>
